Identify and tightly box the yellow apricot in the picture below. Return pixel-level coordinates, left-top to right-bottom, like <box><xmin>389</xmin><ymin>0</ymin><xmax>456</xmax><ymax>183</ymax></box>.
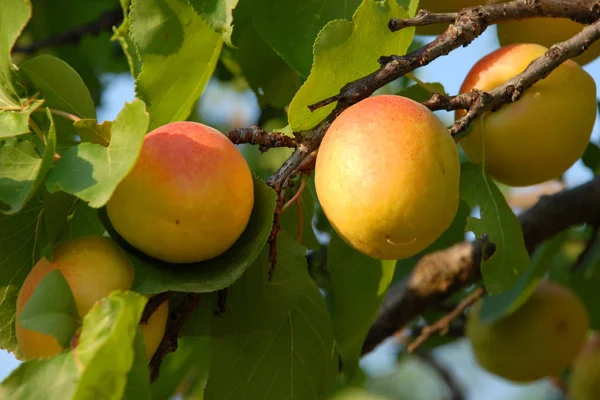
<box><xmin>315</xmin><ymin>95</ymin><xmax>460</xmax><ymax>260</ymax></box>
<box><xmin>141</xmin><ymin>300</ymin><xmax>169</xmax><ymax>360</ymax></box>
<box><xmin>467</xmin><ymin>281</ymin><xmax>589</xmax><ymax>382</ymax></box>
<box><xmin>569</xmin><ymin>333</ymin><xmax>600</xmax><ymax>400</ymax></box>
<box><xmin>457</xmin><ymin>43</ymin><xmax>596</xmax><ymax>187</ymax></box>
<box><xmin>107</xmin><ymin>121</ymin><xmax>254</xmax><ymax>264</ymax></box>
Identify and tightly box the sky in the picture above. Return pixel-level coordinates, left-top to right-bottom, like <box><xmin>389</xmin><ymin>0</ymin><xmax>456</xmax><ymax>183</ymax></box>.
<box><xmin>0</xmin><ymin>24</ymin><xmax>598</xmax><ymax>399</ymax></box>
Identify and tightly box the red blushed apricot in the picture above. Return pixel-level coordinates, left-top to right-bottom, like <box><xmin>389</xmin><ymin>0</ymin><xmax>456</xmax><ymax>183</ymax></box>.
<box><xmin>456</xmin><ymin>43</ymin><xmax>596</xmax><ymax>187</ymax></box>
<box><xmin>107</xmin><ymin>121</ymin><xmax>254</xmax><ymax>264</ymax></box>
<box><xmin>315</xmin><ymin>95</ymin><xmax>460</xmax><ymax>260</ymax></box>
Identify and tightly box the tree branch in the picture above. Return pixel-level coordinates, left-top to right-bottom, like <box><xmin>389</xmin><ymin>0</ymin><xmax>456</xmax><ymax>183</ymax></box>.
<box><xmin>362</xmin><ymin>176</ymin><xmax>600</xmax><ymax>355</ymax></box>
<box><xmin>141</xmin><ymin>291</ymin><xmax>175</xmax><ymax>324</ymax></box>
<box><xmin>225</xmin><ymin>126</ymin><xmax>298</xmax><ymax>152</ymax></box>
<box><xmin>12</xmin><ymin>8</ymin><xmax>122</xmax><ymax>54</ymax></box>
<box><xmin>149</xmin><ymin>293</ymin><xmax>200</xmax><ymax>382</ymax></box>
<box><xmin>414</xmin><ymin>350</ymin><xmax>465</xmax><ymax>400</ymax></box>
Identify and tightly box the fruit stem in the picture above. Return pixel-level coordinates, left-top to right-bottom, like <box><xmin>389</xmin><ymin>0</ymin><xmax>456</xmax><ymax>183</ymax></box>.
<box><xmin>282</xmin><ymin>177</ymin><xmax>307</xmax><ymax>212</ymax></box>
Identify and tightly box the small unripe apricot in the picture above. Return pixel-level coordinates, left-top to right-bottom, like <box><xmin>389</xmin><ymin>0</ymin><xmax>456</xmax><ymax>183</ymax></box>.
<box><xmin>467</xmin><ymin>281</ymin><xmax>589</xmax><ymax>382</ymax></box>
<box><xmin>315</xmin><ymin>95</ymin><xmax>460</xmax><ymax>260</ymax></box>
<box><xmin>15</xmin><ymin>236</ymin><xmax>168</xmax><ymax>360</ymax></box>
<box><xmin>107</xmin><ymin>121</ymin><xmax>254</xmax><ymax>264</ymax></box>
<box><xmin>457</xmin><ymin>43</ymin><xmax>596</xmax><ymax>187</ymax></box>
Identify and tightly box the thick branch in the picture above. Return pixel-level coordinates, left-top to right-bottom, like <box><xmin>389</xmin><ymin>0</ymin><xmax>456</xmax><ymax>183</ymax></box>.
<box><xmin>12</xmin><ymin>8</ymin><xmax>122</xmax><ymax>54</ymax></box>
<box><xmin>225</xmin><ymin>126</ymin><xmax>298</xmax><ymax>151</ymax></box>
<box><xmin>362</xmin><ymin>176</ymin><xmax>600</xmax><ymax>354</ymax></box>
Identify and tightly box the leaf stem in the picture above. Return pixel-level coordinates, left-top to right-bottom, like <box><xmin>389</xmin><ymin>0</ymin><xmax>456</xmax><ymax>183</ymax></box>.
<box><xmin>405</xmin><ymin>73</ymin><xmax>443</xmax><ymax>94</ymax></box>
<box><xmin>36</xmin><ymin>108</ymin><xmax>82</xmax><ymax>123</ymax></box>
<box><xmin>29</xmin><ymin>119</ymin><xmax>45</xmax><ymax>144</ymax></box>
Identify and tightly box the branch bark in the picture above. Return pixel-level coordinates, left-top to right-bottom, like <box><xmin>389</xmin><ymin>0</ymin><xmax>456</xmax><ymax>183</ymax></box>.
<box><xmin>225</xmin><ymin>126</ymin><xmax>298</xmax><ymax>151</ymax></box>
<box><xmin>362</xmin><ymin>176</ymin><xmax>600</xmax><ymax>355</ymax></box>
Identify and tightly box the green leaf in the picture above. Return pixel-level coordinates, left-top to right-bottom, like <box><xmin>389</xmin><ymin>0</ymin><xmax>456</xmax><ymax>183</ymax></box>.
<box><xmin>288</xmin><ymin>0</ymin><xmax>415</xmax><ymax>130</ymax></box>
<box><xmin>0</xmin><ymin>353</ymin><xmax>78</xmax><ymax>399</ymax></box>
<box><xmin>0</xmin><ymin>198</ymin><xmax>44</xmax><ymax>353</ymax></box>
<box><xmin>327</xmin><ymin>232</ymin><xmax>395</xmax><ymax>376</ymax></box>
<box><xmin>396</xmin><ymin>82</ymin><xmax>446</xmax><ymax>103</ymax></box>
<box><xmin>123</xmin><ymin>328</ymin><xmax>151</xmax><ymax>400</ymax></box>
<box><xmin>18</xmin><ymin>270</ymin><xmax>79</xmax><ymax>348</ymax></box>
<box><xmin>73</xmin><ymin>119</ymin><xmax>112</xmax><ymax>146</ymax></box>
<box><xmin>130</xmin><ymin>0</ymin><xmax>223</xmax><ymax>130</ymax></box>
<box><xmin>253</xmin><ymin>0</ymin><xmax>362</xmax><ymax>78</ymax></box>
<box><xmin>100</xmin><ymin>175</ymin><xmax>276</xmax><ymax>293</ymax></box>
<box><xmin>72</xmin><ymin>291</ymin><xmax>147</xmax><ymax>400</ymax></box>
<box><xmin>0</xmin><ymin>100</ymin><xmax>44</xmax><ymax>138</ymax></box>
<box><xmin>18</xmin><ymin>55</ymin><xmax>96</xmax><ymax>119</ymax></box>
<box><xmin>45</xmin><ymin>99</ymin><xmax>149</xmax><ymax>208</ymax></box>
<box><xmin>186</xmin><ymin>0</ymin><xmax>238</xmax><ymax>45</ymax></box>
<box><xmin>194</xmin><ymin>232</ymin><xmax>337</xmax><ymax>400</ymax></box>
<box><xmin>280</xmin><ymin>179</ymin><xmax>320</xmax><ymax>250</ymax></box>
<box><xmin>479</xmin><ymin>231</ymin><xmax>570</xmax><ymax>323</ymax></box>
<box><xmin>0</xmin><ymin>0</ymin><xmax>31</xmax><ymax>108</ymax></box>
<box><xmin>582</xmin><ymin>142</ymin><xmax>600</xmax><ymax>175</ymax></box>
<box><xmin>151</xmin><ymin>336</ymin><xmax>210</xmax><ymax>400</ymax></box>
<box><xmin>459</xmin><ymin>162</ymin><xmax>530</xmax><ymax>294</ymax></box>
<box><xmin>113</xmin><ymin>0</ymin><xmax>142</xmax><ymax>79</ymax></box>
<box><xmin>0</xmin><ymin>109</ymin><xmax>56</xmax><ymax>214</ymax></box>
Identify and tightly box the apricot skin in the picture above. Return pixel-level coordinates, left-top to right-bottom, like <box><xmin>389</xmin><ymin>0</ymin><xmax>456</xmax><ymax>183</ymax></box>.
<box><xmin>415</xmin><ymin>0</ymin><xmax>480</xmax><ymax>36</ymax></box>
<box><xmin>457</xmin><ymin>43</ymin><xmax>596</xmax><ymax>187</ymax></box>
<box><xmin>107</xmin><ymin>121</ymin><xmax>254</xmax><ymax>264</ymax></box>
<box><xmin>15</xmin><ymin>236</ymin><xmax>168</xmax><ymax>360</ymax></box>
<box><xmin>466</xmin><ymin>281</ymin><xmax>589</xmax><ymax>382</ymax></box>
<box><xmin>569</xmin><ymin>333</ymin><xmax>600</xmax><ymax>400</ymax></box>
<box><xmin>315</xmin><ymin>95</ymin><xmax>460</xmax><ymax>260</ymax></box>
<box><xmin>489</xmin><ymin>0</ymin><xmax>600</xmax><ymax>65</ymax></box>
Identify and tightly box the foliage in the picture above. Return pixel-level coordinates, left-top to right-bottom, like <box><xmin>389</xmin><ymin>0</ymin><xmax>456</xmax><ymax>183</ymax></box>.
<box><xmin>0</xmin><ymin>0</ymin><xmax>599</xmax><ymax>399</ymax></box>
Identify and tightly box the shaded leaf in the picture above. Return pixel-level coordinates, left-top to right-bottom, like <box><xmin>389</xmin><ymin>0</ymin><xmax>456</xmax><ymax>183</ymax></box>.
<box><xmin>45</xmin><ymin>99</ymin><xmax>149</xmax><ymax>208</ymax></box>
<box><xmin>123</xmin><ymin>328</ymin><xmax>152</xmax><ymax>400</ymax></box>
<box><xmin>18</xmin><ymin>270</ymin><xmax>79</xmax><ymax>348</ymax></box>
<box><xmin>396</xmin><ymin>81</ymin><xmax>446</xmax><ymax>103</ymax></box>
<box><xmin>0</xmin><ymin>100</ymin><xmax>44</xmax><ymax>138</ymax></box>
<box><xmin>289</xmin><ymin>0</ymin><xmax>415</xmax><ymax>130</ymax></box>
<box><xmin>100</xmin><ymin>176</ymin><xmax>276</xmax><ymax>294</ymax></box>
<box><xmin>582</xmin><ymin>142</ymin><xmax>600</xmax><ymax>175</ymax></box>
<box><xmin>18</xmin><ymin>54</ymin><xmax>96</xmax><ymax>119</ymax></box>
<box><xmin>130</xmin><ymin>0</ymin><xmax>223</xmax><ymax>129</ymax></box>
<box><xmin>0</xmin><ymin>109</ymin><xmax>56</xmax><ymax>214</ymax></box>
<box><xmin>459</xmin><ymin>162</ymin><xmax>530</xmax><ymax>294</ymax></box>
<box><xmin>186</xmin><ymin>0</ymin><xmax>238</xmax><ymax>45</ymax></box>
<box><xmin>112</xmin><ymin>0</ymin><xmax>142</xmax><ymax>79</ymax></box>
<box><xmin>73</xmin><ymin>119</ymin><xmax>112</xmax><ymax>146</ymax></box>
<box><xmin>327</xmin><ymin>232</ymin><xmax>395</xmax><ymax>376</ymax></box>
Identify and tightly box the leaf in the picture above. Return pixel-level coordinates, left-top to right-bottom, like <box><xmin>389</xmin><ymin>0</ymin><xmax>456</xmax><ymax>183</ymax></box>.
<box><xmin>396</xmin><ymin>82</ymin><xmax>446</xmax><ymax>103</ymax></box>
<box><xmin>112</xmin><ymin>0</ymin><xmax>142</xmax><ymax>79</ymax></box>
<box><xmin>327</xmin><ymin>232</ymin><xmax>395</xmax><ymax>376</ymax></box>
<box><xmin>123</xmin><ymin>328</ymin><xmax>151</xmax><ymax>400</ymax></box>
<box><xmin>151</xmin><ymin>336</ymin><xmax>210</xmax><ymax>400</ymax></box>
<box><xmin>73</xmin><ymin>119</ymin><xmax>112</xmax><ymax>146</ymax></box>
<box><xmin>280</xmin><ymin>179</ymin><xmax>320</xmax><ymax>250</ymax></box>
<box><xmin>288</xmin><ymin>0</ymin><xmax>415</xmax><ymax>130</ymax></box>
<box><xmin>130</xmin><ymin>0</ymin><xmax>223</xmax><ymax>130</ymax></box>
<box><xmin>0</xmin><ymin>100</ymin><xmax>44</xmax><ymax>138</ymax></box>
<box><xmin>582</xmin><ymin>142</ymin><xmax>600</xmax><ymax>175</ymax></box>
<box><xmin>18</xmin><ymin>54</ymin><xmax>96</xmax><ymax>119</ymax></box>
<box><xmin>0</xmin><ymin>198</ymin><xmax>44</xmax><ymax>353</ymax></box>
<box><xmin>45</xmin><ymin>99</ymin><xmax>149</xmax><ymax>208</ymax></box>
<box><xmin>0</xmin><ymin>0</ymin><xmax>31</xmax><ymax>108</ymax></box>
<box><xmin>18</xmin><ymin>270</ymin><xmax>79</xmax><ymax>348</ymax></box>
<box><xmin>253</xmin><ymin>0</ymin><xmax>362</xmax><ymax>78</ymax></box>
<box><xmin>186</xmin><ymin>0</ymin><xmax>238</xmax><ymax>45</ymax></box>
<box><xmin>194</xmin><ymin>232</ymin><xmax>337</xmax><ymax>400</ymax></box>
<box><xmin>72</xmin><ymin>291</ymin><xmax>147</xmax><ymax>400</ymax></box>
<box><xmin>459</xmin><ymin>162</ymin><xmax>530</xmax><ymax>294</ymax></box>
<box><xmin>0</xmin><ymin>109</ymin><xmax>56</xmax><ymax>214</ymax></box>
<box><xmin>0</xmin><ymin>353</ymin><xmax>78</xmax><ymax>399</ymax></box>
<box><xmin>100</xmin><ymin>175</ymin><xmax>277</xmax><ymax>294</ymax></box>
<box><xmin>478</xmin><ymin>231</ymin><xmax>570</xmax><ymax>323</ymax></box>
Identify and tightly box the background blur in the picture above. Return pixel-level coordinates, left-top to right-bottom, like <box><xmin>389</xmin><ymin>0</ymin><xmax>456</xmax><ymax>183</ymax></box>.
<box><xmin>3</xmin><ymin>25</ymin><xmax>599</xmax><ymax>399</ymax></box>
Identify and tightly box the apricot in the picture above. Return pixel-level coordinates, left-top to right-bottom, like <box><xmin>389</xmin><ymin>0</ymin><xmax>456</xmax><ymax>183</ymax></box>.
<box><xmin>15</xmin><ymin>236</ymin><xmax>168</xmax><ymax>360</ymax></box>
<box><xmin>314</xmin><ymin>95</ymin><xmax>460</xmax><ymax>260</ymax></box>
<box><xmin>415</xmin><ymin>0</ymin><xmax>481</xmax><ymax>36</ymax></box>
<box><xmin>107</xmin><ymin>121</ymin><xmax>254</xmax><ymax>264</ymax></box>
<box><xmin>489</xmin><ymin>0</ymin><xmax>600</xmax><ymax>65</ymax></box>
<box><xmin>457</xmin><ymin>43</ymin><xmax>596</xmax><ymax>187</ymax></box>
<box><xmin>569</xmin><ymin>333</ymin><xmax>600</xmax><ymax>400</ymax></box>
<box><xmin>466</xmin><ymin>280</ymin><xmax>589</xmax><ymax>382</ymax></box>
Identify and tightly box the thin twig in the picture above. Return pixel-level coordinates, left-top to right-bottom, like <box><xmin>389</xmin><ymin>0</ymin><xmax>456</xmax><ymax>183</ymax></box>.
<box><xmin>149</xmin><ymin>293</ymin><xmax>200</xmax><ymax>382</ymax></box>
<box><xmin>414</xmin><ymin>350</ymin><xmax>465</xmax><ymax>400</ymax></box>
<box><xmin>141</xmin><ymin>291</ymin><xmax>175</xmax><ymax>324</ymax></box>
<box><xmin>407</xmin><ymin>287</ymin><xmax>485</xmax><ymax>353</ymax></box>
<box><xmin>12</xmin><ymin>8</ymin><xmax>123</xmax><ymax>54</ymax></box>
